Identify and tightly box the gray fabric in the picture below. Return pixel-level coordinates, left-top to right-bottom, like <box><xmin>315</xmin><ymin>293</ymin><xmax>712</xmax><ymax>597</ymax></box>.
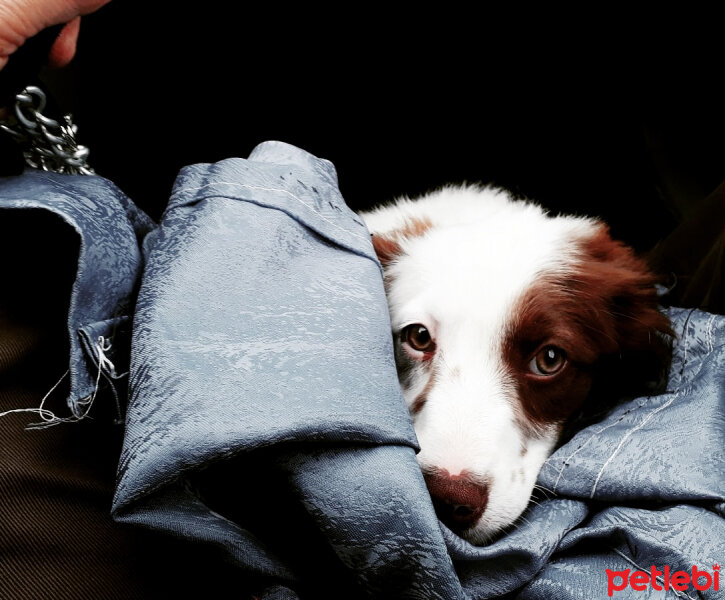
<box><xmin>112</xmin><ymin>143</ymin><xmax>724</xmax><ymax>598</ymax></box>
<box><xmin>113</xmin><ymin>141</ymin><xmax>463</xmax><ymax>598</ymax></box>
<box><xmin>3</xmin><ymin>144</ymin><xmax>722</xmax><ymax>598</ymax></box>
<box><xmin>0</xmin><ymin>170</ymin><xmax>152</xmax><ymax>417</ymax></box>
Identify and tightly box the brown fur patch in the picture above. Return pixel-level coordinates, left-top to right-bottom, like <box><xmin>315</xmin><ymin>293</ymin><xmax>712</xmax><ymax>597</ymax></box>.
<box><xmin>371</xmin><ymin>216</ymin><xmax>433</xmax><ymax>267</ymax></box>
<box><xmin>399</xmin><ymin>216</ymin><xmax>433</xmax><ymax>238</ymax></box>
<box><xmin>504</xmin><ymin>222</ymin><xmax>672</xmax><ymax>434</ymax></box>
<box><xmin>371</xmin><ymin>235</ymin><xmax>402</xmax><ymax>267</ymax></box>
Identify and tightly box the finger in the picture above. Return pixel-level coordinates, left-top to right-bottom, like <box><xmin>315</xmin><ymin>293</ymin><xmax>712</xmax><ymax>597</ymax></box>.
<box><xmin>47</xmin><ymin>16</ymin><xmax>81</xmax><ymax>68</ymax></box>
<box><xmin>0</xmin><ymin>0</ymin><xmax>111</xmax><ymax>70</ymax></box>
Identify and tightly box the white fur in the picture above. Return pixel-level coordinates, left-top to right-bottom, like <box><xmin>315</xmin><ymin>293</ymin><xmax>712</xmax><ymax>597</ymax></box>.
<box><xmin>361</xmin><ymin>185</ymin><xmax>599</xmax><ymax>544</ymax></box>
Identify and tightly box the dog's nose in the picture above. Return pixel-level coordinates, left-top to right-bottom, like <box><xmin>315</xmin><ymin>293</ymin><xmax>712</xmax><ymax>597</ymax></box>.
<box><xmin>423</xmin><ymin>469</ymin><xmax>489</xmax><ymax>531</ymax></box>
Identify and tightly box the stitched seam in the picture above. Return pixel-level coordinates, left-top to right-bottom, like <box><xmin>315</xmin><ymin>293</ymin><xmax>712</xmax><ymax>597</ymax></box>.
<box><xmin>548</xmin><ymin>403</ymin><xmax>645</xmax><ymax>493</ymax></box>
<box><xmin>172</xmin><ymin>182</ymin><xmax>369</xmax><ymax>243</ymax></box>
<box><xmin>589</xmin><ymin>393</ymin><xmax>679</xmax><ymax>498</ymax></box>
<box><xmin>706</xmin><ymin>313</ymin><xmax>716</xmax><ymax>353</ymax></box>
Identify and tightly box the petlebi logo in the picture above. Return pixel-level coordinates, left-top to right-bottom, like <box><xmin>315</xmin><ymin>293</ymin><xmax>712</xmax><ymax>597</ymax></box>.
<box><xmin>606</xmin><ymin>563</ymin><xmax>720</xmax><ymax>596</ymax></box>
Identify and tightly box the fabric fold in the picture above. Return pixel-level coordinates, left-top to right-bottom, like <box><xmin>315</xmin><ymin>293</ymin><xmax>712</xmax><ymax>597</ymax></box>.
<box><xmin>113</xmin><ymin>141</ymin><xmax>465</xmax><ymax>598</ymax></box>
<box><xmin>0</xmin><ymin>170</ymin><xmax>152</xmax><ymax>416</ymax></box>
<box><xmin>3</xmin><ymin>147</ymin><xmax>723</xmax><ymax>599</ymax></box>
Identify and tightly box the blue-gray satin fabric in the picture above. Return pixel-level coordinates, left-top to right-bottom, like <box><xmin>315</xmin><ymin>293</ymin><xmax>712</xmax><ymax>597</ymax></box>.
<box><xmin>0</xmin><ymin>170</ymin><xmax>152</xmax><ymax>417</ymax></box>
<box><xmin>112</xmin><ymin>142</ymin><xmax>463</xmax><ymax>598</ymax></box>
<box><xmin>3</xmin><ymin>143</ymin><xmax>722</xmax><ymax>599</ymax></box>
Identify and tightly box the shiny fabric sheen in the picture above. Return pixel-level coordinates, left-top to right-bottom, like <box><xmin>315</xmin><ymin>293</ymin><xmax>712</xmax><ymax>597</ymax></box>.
<box><xmin>112</xmin><ymin>142</ymin><xmax>463</xmax><ymax>598</ymax></box>
<box><xmin>3</xmin><ymin>143</ymin><xmax>723</xmax><ymax>599</ymax></box>
<box><xmin>0</xmin><ymin>170</ymin><xmax>152</xmax><ymax>416</ymax></box>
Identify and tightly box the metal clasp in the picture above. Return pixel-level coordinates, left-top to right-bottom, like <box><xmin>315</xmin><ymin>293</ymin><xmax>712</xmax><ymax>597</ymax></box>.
<box><xmin>1</xmin><ymin>85</ymin><xmax>94</xmax><ymax>175</ymax></box>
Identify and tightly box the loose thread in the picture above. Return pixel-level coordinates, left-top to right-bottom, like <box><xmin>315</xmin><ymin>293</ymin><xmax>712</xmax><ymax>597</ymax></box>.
<box><xmin>1</xmin><ymin>335</ymin><xmax>122</xmax><ymax>429</ymax></box>
<box><xmin>0</xmin><ymin>368</ymin><xmax>70</xmax><ymax>427</ymax></box>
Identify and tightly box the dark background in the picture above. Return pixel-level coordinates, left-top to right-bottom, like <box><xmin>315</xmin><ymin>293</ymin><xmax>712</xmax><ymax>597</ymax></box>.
<box><xmin>42</xmin><ymin>3</ymin><xmax>725</xmax><ymax>252</ymax></box>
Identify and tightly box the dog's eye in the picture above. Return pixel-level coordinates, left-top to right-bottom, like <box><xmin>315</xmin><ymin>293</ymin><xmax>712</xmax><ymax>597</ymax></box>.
<box><xmin>402</xmin><ymin>324</ymin><xmax>435</xmax><ymax>353</ymax></box>
<box><xmin>529</xmin><ymin>346</ymin><xmax>566</xmax><ymax>376</ymax></box>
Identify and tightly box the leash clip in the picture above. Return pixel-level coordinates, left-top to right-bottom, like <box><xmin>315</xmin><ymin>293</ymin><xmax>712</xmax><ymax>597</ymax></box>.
<box><xmin>0</xmin><ymin>85</ymin><xmax>94</xmax><ymax>175</ymax></box>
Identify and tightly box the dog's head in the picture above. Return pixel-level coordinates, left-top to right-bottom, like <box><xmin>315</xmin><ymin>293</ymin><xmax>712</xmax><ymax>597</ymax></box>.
<box><xmin>362</xmin><ymin>186</ymin><xmax>672</xmax><ymax>544</ymax></box>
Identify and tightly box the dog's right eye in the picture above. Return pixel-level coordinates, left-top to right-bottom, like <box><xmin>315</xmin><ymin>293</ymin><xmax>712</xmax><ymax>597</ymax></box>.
<box><xmin>401</xmin><ymin>324</ymin><xmax>436</xmax><ymax>355</ymax></box>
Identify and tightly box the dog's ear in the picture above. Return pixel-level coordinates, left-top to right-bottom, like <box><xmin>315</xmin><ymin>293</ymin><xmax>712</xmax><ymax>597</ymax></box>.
<box><xmin>576</xmin><ymin>223</ymin><xmax>674</xmax><ymax>397</ymax></box>
<box><xmin>557</xmin><ymin>223</ymin><xmax>674</xmax><ymax>440</ymax></box>
<box><xmin>371</xmin><ymin>234</ymin><xmax>402</xmax><ymax>267</ymax></box>
<box><xmin>369</xmin><ymin>216</ymin><xmax>433</xmax><ymax>268</ymax></box>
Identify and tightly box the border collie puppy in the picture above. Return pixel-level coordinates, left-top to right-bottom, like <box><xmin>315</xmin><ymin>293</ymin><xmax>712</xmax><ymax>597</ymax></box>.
<box><xmin>361</xmin><ymin>185</ymin><xmax>672</xmax><ymax>545</ymax></box>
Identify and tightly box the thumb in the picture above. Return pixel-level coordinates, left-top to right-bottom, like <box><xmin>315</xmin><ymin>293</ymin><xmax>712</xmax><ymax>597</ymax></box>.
<box><xmin>0</xmin><ymin>0</ymin><xmax>111</xmax><ymax>70</ymax></box>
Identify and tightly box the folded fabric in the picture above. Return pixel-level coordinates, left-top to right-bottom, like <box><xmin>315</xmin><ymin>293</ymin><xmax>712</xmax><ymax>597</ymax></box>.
<box><xmin>112</xmin><ymin>141</ymin><xmax>465</xmax><ymax>598</ymax></box>
<box><xmin>5</xmin><ymin>144</ymin><xmax>721</xmax><ymax>599</ymax></box>
<box><xmin>0</xmin><ymin>170</ymin><xmax>153</xmax><ymax>418</ymax></box>
<box><xmin>113</xmin><ymin>142</ymin><xmax>724</xmax><ymax>599</ymax></box>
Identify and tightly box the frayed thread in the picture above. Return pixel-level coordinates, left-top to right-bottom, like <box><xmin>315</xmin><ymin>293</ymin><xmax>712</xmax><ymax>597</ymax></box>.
<box><xmin>80</xmin><ymin>335</ymin><xmax>127</xmax><ymax>425</ymax></box>
<box><xmin>0</xmin><ymin>368</ymin><xmax>70</xmax><ymax>428</ymax></box>
<box><xmin>0</xmin><ymin>335</ymin><xmax>124</xmax><ymax>429</ymax></box>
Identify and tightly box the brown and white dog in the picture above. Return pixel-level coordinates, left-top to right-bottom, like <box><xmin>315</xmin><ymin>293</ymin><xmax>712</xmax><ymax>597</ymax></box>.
<box><xmin>361</xmin><ymin>185</ymin><xmax>672</xmax><ymax>545</ymax></box>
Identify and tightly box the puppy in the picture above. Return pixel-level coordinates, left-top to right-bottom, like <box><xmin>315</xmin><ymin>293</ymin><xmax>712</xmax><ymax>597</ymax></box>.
<box><xmin>360</xmin><ymin>185</ymin><xmax>672</xmax><ymax>545</ymax></box>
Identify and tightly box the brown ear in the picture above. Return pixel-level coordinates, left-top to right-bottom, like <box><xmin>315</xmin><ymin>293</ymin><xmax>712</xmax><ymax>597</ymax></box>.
<box><xmin>576</xmin><ymin>224</ymin><xmax>674</xmax><ymax>396</ymax></box>
<box><xmin>371</xmin><ymin>234</ymin><xmax>402</xmax><ymax>267</ymax></box>
<box><xmin>370</xmin><ymin>216</ymin><xmax>433</xmax><ymax>267</ymax></box>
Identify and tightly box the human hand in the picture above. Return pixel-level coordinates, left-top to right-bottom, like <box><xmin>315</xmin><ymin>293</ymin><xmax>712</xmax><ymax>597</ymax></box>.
<box><xmin>0</xmin><ymin>0</ymin><xmax>111</xmax><ymax>71</ymax></box>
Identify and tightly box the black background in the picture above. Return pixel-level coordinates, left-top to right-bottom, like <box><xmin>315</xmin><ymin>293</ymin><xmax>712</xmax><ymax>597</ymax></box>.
<box><xmin>44</xmin><ymin>3</ymin><xmax>725</xmax><ymax>251</ymax></box>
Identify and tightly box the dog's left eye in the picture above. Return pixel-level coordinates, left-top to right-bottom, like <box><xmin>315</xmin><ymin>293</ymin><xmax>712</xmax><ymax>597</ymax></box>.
<box><xmin>401</xmin><ymin>324</ymin><xmax>436</xmax><ymax>354</ymax></box>
<box><xmin>529</xmin><ymin>346</ymin><xmax>566</xmax><ymax>376</ymax></box>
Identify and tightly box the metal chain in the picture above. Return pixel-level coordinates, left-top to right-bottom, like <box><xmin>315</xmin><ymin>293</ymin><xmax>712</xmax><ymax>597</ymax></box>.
<box><xmin>0</xmin><ymin>86</ymin><xmax>94</xmax><ymax>175</ymax></box>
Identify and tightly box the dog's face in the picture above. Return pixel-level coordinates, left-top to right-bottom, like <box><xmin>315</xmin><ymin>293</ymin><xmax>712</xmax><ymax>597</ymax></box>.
<box><xmin>361</xmin><ymin>186</ymin><xmax>671</xmax><ymax>544</ymax></box>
